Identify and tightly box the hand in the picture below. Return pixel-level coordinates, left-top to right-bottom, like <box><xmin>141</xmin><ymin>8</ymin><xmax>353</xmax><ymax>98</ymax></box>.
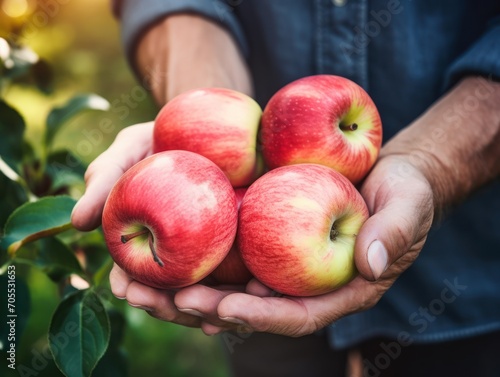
<box><xmin>166</xmin><ymin>77</ymin><xmax>499</xmax><ymax>336</ymax></box>
<box><xmin>109</xmin><ymin>263</ymin><xmax>251</xmax><ymax>334</ymax></box>
<box><xmin>71</xmin><ymin>12</ymin><xmax>256</xmax><ymax>332</ymax></box>
<box><xmin>71</xmin><ymin>122</ymin><xmax>153</xmax><ymax>231</ymax></box>
<box><xmin>110</xmin><ymin>155</ymin><xmax>434</xmax><ymax>336</ymax></box>
<box><xmin>71</xmin><ymin>12</ymin><xmax>252</xmax><ymax>231</ymax></box>
<box><xmin>212</xmin><ymin>156</ymin><xmax>435</xmax><ymax>336</ymax></box>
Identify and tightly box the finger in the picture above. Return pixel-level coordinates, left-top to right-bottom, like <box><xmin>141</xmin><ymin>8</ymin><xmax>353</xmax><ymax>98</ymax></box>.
<box><xmin>125</xmin><ymin>281</ymin><xmax>201</xmax><ymax>328</ymax></box>
<box><xmin>71</xmin><ymin>122</ymin><xmax>154</xmax><ymax>231</ymax></box>
<box><xmin>218</xmin><ymin>276</ymin><xmax>385</xmax><ymax>337</ymax></box>
<box><xmin>217</xmin><ymin>293</ymin><xmax>310</xmax><ymax>336</ymax></box>
<box><xmin>200</xmin><ymin>322</ymin><xmax>227</xmax><ymax>336</ymax></box>
<box><xmin>200</xmin><ymin>321</ymin><xmax>254</xmax><ymax>336</ymax></box>
<box><xmin>109</xmin><ymin>263</ymin><xmax>133</xmax><ymax>299</ymax></box>
<box><xmin>175</xmin><ymin>284</ymin><xmax>242</xmax><ymax>328</ymax></box>
<box><xmin>245</xmin><ymin>278</ymin><xmax>278</xmax><ymax>297</ymax></box>
<box><xmin>355</xmin><ymin>162</ymin><xmax>434</xmax><ymax>281</ymax></box>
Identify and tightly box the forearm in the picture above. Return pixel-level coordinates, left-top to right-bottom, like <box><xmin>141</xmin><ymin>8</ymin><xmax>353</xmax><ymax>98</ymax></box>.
<box><xmin>381</xmin><ymin>76</ymin><xmax>500</xmax><ymax>214</ymax></box>
<box><xmin>134</xmin><ymin>14</ymin><xmax>253</xmax><ymax>105</ymax></box>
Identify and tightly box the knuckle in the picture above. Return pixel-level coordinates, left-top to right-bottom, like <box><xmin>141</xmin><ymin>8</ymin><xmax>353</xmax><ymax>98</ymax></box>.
<box><xmin>83</xmin><ymin>160</ymin><xmax>99</xmax><ymax>182</ymax></box>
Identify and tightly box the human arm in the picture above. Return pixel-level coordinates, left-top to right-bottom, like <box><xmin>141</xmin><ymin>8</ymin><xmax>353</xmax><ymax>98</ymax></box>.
<box><xmin>70</xmin><ymin>11</ymin><xmax>253</xmax><ymax>331</ymax></box>
<box><xmin>122</xmin><ymin>76</ymin><xmax>499</xmax><ymax>336</ymax></box>
<box><xmin>71</xmin><ymin>13</ymin><xmax>252</xmax><ymax>231</ymax></box>
<box><xmin>209</xmin><ymin>76</ymin><xmax>500</xmax><ymax>335</ymax></box>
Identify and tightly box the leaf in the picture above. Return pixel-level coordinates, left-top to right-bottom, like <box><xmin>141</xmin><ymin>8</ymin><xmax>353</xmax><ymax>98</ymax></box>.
<box><xmin>46</xmin><ymin>150</ymin><xmax>86</xmax><ymax>193</ymax></box>
<box><xmin>0</xmin><ymin>172</ymin><xmax>28</xmax><ymax>230</ymax></box>
<box><xmin>45</xmin><ymin>94</ymin><xmax>110</xmax><ymax>148</ymax></box>
<box><xmin>16</xmin><ymin>237</ymin><xmax>84</xmax><ymax>282</ymax></box>
<box><xmin>0</xmin><ymin>196</ymin><xmax>76</xmax><ymax>257</ymax></box>
<box><xmin>92</xmin><ymin>309</ymin><xmax>128</xmax><ymax>377</ymax></box>
<box><xmin>49</xmin><ymin>289</ymin><xmax>110</xmax><ymax>377</ymax></box>
<box><xmin>0</xmin><ymin>100</ymin><xmax>25</xmax><ymax>174</ymax></box>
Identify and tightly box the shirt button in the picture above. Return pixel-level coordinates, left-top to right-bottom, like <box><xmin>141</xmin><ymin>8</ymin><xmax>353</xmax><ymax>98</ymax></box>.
<box><xmin>332</xmin><ymin>0</ymin><xmax>347</xmax><ymax>6</ymax></box>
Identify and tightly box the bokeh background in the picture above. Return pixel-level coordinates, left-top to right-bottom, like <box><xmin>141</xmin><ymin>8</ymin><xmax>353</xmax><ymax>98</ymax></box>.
<box><xmin>1</xmin><ymin>0</ymin><xmax>231</xmax><ymax>375</ymax></box>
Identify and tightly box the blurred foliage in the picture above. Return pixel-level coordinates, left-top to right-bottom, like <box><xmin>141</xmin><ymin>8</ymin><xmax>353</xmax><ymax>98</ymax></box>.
<box><xmin>0</xmin><ymin>1</ymin><xmax>231</xmax><ymax>376</ymax></box>
<box><xmin>0</xmin><ymin>0</ymin><xmax>158</xmax><ymax>165</ymax></box>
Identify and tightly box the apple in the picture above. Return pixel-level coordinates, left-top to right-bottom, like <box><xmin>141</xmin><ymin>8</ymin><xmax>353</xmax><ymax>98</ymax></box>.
<box><xmin>238</xmin><ymin>164</ymin><xmax>369</xmax><ymax>296</ymax></box>
<box><xmin>210</xmin><ymin>188</ymin><xmax>253</xmax><ymax>285</ymax></box>
<box><xmin>102</xmin><ymin>150</ymin><xmax>238</xmax><ymax>289</ymax></box>
<box><xmin>260</xmin><ymin>74</ymin><xmax>382</xmax><ymax>184</ymax></box>
<box><xmin>153</xmin><ymin>88</ymin><xmax>264</xmax><ymax>187</ymax></box>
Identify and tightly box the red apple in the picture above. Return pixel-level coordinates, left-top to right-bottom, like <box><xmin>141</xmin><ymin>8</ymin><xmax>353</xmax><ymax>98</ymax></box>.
<box><xmin>210</xmin><ymin>188</ymin><xmax>253</xmax><ymax>285</ymax></box>
<box><xmin>238</xmin><ymin>164</ymin><xmax>369</xmax><ymax>296</ymax></box>
<box><xmin>153</xmin><ymin>88</ymin><xmax>264</xmax><ymax>187</ymax></box>
<box><xmin>102</xmin><ymin>150</ymin><xmax>238</xmax><ymax>289</ymax></box>
<box><xmin>260</xmin><ymin>75</ymin><xmax>382</xmax><ymax>184</ymax></box>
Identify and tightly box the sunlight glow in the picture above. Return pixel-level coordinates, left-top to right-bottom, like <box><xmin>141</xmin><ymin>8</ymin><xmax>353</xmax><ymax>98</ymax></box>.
<box><xmin>2</xmin><ymin>0</ymin><xmax>30</xmax><ymax>18</ymax></box>
<box><xmin>0</xmin><ymin>38</ymin><xmax>10</xmax><ymax>60</ymax></box>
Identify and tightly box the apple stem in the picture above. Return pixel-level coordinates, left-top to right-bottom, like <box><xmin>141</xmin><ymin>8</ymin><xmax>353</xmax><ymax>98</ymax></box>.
<box><xmin>121</xmin><ymin>228</ymin><xmax>165</xmax><ymax>268</ymax></box>
<box><xmin>340</xmin><ymin>123</ymin><xmax>358</xmax><ymax>131</ymax></box>
<box><xmin>148</xmin><ymin>234</ymin><xmax>164</xmax><ymax>267</ymax></box>
<box><xmin>121</xmin><ymin>229</ymin><xmax>149</xmax><ymax>243</ymax></box>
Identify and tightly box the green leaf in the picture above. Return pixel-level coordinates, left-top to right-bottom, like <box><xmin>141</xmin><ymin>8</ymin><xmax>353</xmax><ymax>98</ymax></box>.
<box><xmin>45</xmin><ymin>94</ymin><xmax>110</xmax><ymax>148</ymax></box>
<box><xmin>46</xmin><ymin>150</ymin><xmax>86</xmax><ymax>193</ymax></box>
<box><xmin>0</xmin><ymin>172</ymin><xmax>28</xmax><ymax>230</ymax></box>
<box><xmin>49</xmin><ymin>289</ymin><xmax>110</xmax><ymax>377</ymax></box>
<box><xmin>0</xmin><ymin>100</ymin><xmax>25</xmax><ymax>174</ymax></box>
<box><xmin>0</xmin><ymin>196</ymin><xmax>76</xmax><ymax>257</ymax></box>
<box><xmin>16</xmin><ymin>237</ymin><xmax>84</xmax><ymax>282</ymax></box>
<box><xmin>92</xmin><ymin>309</ymin><xmax>128</xmax><ymax>377</ymax></box>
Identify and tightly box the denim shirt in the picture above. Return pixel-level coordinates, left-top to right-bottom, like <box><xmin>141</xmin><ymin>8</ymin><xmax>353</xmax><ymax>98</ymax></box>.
<box><xmin>116</xmin><ymin>0</ymin><xmax>500</xmax><ymax>348</ymax></box>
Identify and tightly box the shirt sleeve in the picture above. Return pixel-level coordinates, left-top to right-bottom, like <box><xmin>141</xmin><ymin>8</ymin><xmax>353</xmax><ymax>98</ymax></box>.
<box><xmin>445</xmin><ymin>16</ymin><xmax>500</xmax><ymax>87</ymax></box>
<box><xmin>114</xmin><ymin>0</ymin><xmax>248</xmax><ymax>63</ymax></box>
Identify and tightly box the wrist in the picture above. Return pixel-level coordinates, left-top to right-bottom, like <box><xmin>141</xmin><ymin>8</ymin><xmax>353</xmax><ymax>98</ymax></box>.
<box><xmin>380</xmin><ymin>76</ymin><xmax>500</xmax><ymax>215</ymax></box>
<box><xmin>133</xmin><ymin>13</ymin><xmax>252</xmax><ymax>105</ymax></box>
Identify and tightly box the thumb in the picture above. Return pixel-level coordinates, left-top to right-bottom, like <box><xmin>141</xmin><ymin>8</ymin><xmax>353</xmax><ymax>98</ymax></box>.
<box><xmin>354</xmin><ymin>180</ymin><xmax>434</xmax><ymax>281</ymax></box>
<box><xmin>71</xmin><ymin>122</ymin><xmax>153</xmax><ymax>231</ymax></box>
<box><xmin>71</xmin><ymin>163</ymin><xmax>126</xmax><ymax>231</ymax></box>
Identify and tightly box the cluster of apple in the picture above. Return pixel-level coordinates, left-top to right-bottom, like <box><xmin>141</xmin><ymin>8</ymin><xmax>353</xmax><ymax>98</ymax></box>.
<box><xmin>102</xmin><ymin>75</ymin><xmax>383</xmax><ymax>297</ymax></box>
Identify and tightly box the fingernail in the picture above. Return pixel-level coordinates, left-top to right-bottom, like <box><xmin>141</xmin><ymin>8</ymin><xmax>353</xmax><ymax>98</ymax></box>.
<box><xmin>177</xmin><ymin>308</ymin><xmax>204</xmax><ymax>318</ymax></box>
<box><xmin>220</xmin><ymin>316</ymin><xmax>247</xmax><ymax>326</ymax></box>
<box><xmin>114</xmin><ymin>295</ymin><xmax>126</xmax><ymax>300</ymax></box>
<box><xmin>367</xmin><ymin>240</ymin><xmax>388</xmax><ymax>280</ymax></box>
<box><xmin>129</xmin><ymin>303</ymin><xmax>154</xmax><ymax>312</ymax></box>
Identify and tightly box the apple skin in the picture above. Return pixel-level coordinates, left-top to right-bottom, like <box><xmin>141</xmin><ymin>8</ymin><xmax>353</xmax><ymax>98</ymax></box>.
<box><xmin>238</xmin><ymin>164</ymin><xmax>369</xmax><ymax>297</ymax></box>
<box><xmin>153</xmin><ymin>88</ymin><xmax>264</xmax><ymax>188</ymax></box>
<box><xmin>102</xmin><ymin>150</ymin><xmax>238</xmax><ymax>289</ymax></box>
<box><xmin>260</xmin><ymin>75</ymin><xmax>382</xmax><ymax>184</ymax></box>
<box><xmin>210</xmin><ymin>188</ymin><xmax>253</xmax><ymax>285</ymax></box>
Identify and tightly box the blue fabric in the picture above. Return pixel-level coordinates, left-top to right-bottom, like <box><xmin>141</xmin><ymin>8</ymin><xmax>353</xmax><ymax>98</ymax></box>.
<box><xmin>118</xmin><ymin>0</ymin><xmax>249</xmax><ymax>62</ymax></box>
<box><xmin>117</xmin><ymin>0</ymin><xmax>500</xmax><ymax>348</ymax></box>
